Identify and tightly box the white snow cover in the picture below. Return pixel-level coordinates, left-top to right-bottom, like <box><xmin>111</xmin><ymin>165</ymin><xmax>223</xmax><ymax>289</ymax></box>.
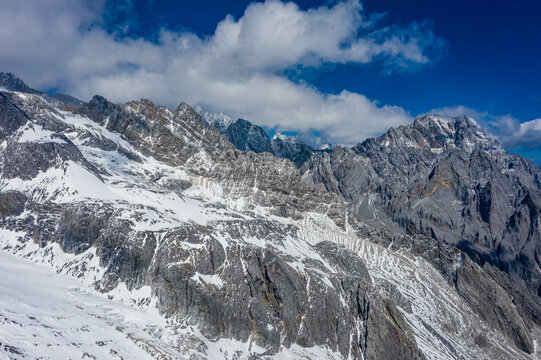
<box><xmin>0</xmin><ymin>250</ymin><xmax>184</xmax><ymax>360</ymax></box>
<box><xmin>15</xmin><ymin>122</ymin><xmax>67</xmax><ymax>144</ymax></box>
<box><xmin>319</xmin><ymin>143</ymin><xmax>332</xmax><ymax>150</ymax></box>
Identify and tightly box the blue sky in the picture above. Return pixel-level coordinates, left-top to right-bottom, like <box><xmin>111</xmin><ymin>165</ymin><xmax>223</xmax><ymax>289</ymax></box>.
<box><xmin>114</xmin><ymin>0</ymin><xmax>541</xmax><ymax>122</ymax></box>
<box><xmin>1</xmin><ymin>0</ymin><xmax>540</xmax><ymax>163</ymax></box>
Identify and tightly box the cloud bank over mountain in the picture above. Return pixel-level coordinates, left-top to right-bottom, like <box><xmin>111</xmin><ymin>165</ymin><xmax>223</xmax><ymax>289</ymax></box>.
<box><xmin>0</xmin><ymin>0</ymin><xmax>446</xmax><ymax>145</ymax></box>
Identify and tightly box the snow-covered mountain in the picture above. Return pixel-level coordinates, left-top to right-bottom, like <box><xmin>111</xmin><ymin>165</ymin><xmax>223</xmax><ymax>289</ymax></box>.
<box><xmin>196</xmin><ymin>106</ymin><xmax>318</xmax><ymax>167</ymax></box>
<box><xmin>0</xmin><ymin>72</ymin><xmax>82</xmax><ymax>107</ymax></box>
<box><xmin>0</xmin><ymin>74</ymin><xmax>540</xmax><ymax>359</ymax></box>
<box><xmin>271</xmin><ymin>133</ymin><xmax>315</xmax><ymax>167</ymax></box>
<box><xmin>319</xmin><ymin>143</ymin><xmax>332</xmax><ymax>151</ymax></box>
<box><xmin>195</xmin><ymin>105</ymin><xmax>233</xmax><ymax>131</ymax></box>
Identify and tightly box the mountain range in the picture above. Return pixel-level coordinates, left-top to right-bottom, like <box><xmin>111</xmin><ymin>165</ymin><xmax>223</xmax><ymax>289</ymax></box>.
<box><xmin>196</xmin><ymin>105</ymin><xmax>323</xmax><ymax>168</ymax></box>
<box><xmin>0</xmin><ymin>72</ymin><xmax>540</xmax><ymax>360</ymax></box>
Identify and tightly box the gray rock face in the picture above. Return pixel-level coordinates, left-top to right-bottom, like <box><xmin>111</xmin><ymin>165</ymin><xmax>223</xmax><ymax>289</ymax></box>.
<box><xmin>0</xmin><ymin>93</ymin><xmax>28</xmax><ymax>140</ymax></box>
<box><xmin>0</xmin><ymin>72</ymin><xmax>40</xmax><ymax>94</ymax></box>
<box><xmin>364</xmin><ymin>297</ymin><xmax>427</xmax><ymax>360</ymax></box>
<box><xmin>1</xmin><ymin>83</ymin><xmax>540</xmax><ymax>359</ymax></box>
<box><xmin>1</xmin><ymin>140</ymin><xmax>98</xmax><ymax>181</ymax></box>
<box><xmin>4</xmin><ymin>199</ymin><xmax>424</xmax><ymax>359</ymax></box>
<box><xmin>302</xmin><ymin>115</ymin><xmax>541</xmax><ymax>297</ymax></box>
<box><xmin>225</xmin><ymin>118</ymin><xmax>273</xmax><ymax>154</ymax></box>
<box><xmin>0</xmin><ymin>191</ymin><xmax>26</xmax><ymax>217</ymax></box>
<box><xmin>78</xmin><ymin>97</ymin><xmax>233</xmax><ymax>167</ymax></box>
<box><xmin>44</xmin><ymin>93</ymin><xmax>83</xmax><ymax>107</ymax></box>
<box><xmin>0</xmin><ymin>72</ymin><xmax>83</xmax><ymax>107</ymax></box>
<box><xmin>149</xmin><ymin>223</ymin><xmax>422</xmax><ymax>359</ymax></box>
<box><xmin>271</xmin><ymin>133</ymin><xmax>315</xmax><ymax>167</ymax></box>
<box><xmin>372</xmin><ymin>228</ymin><xmax>538</xmax><ymax>354</ymax></box>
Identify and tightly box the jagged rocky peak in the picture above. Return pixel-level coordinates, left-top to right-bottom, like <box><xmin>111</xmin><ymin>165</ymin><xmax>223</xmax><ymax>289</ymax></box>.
<box><xmin>195</xmin><ymin>105</ymin><xmax>234</xmax><ymax>131</ymax></box>
<box><xmin>357</xmin><ymin>114</ymin><xmax>503</xmax><ymax>155</ymax></box>
<box><xmin>224</xmin><ymin>117</ymin><xmax>273</xmax><ymax>153</ymax></box>
<box><xmin>272</xmin><ymin>132</ymin><xmax>302</xmax><ymax>143</ymax></box>
<box><xmin>175</xmin><ymin>101</ymin><xmax>205</xmax><ymax>123</ymax></box>
<box><xmin>0</xmin><ymin>72</ymin><xmax>39</xmax><ymax>93</ymax></box>
<box><xmin>195</xmin><ymin>106</ymin><xmax>319</xmax><ymax>167</ymax></box>
<box><xmin>0</xmin><ymin>72</ymin><xmax>83</xmax><ymax>107</ymax></box>
<box><xmin>319</xmin><ymin>143</ymin><xmax>332</xmax><ymax>151</ymax></box>
<box><xmin>271</xmin><ymin>132</ymin><xmax>315</xmax><ymax>167</ymax></box>
<box><xmin>78</xmin><ymin>95</ymin><xmax>116</xmax><ymax>123</ymax></box>
<box><xmin>303</xmin><ymin>109</ymin><xmax>541</xmax><ymax>309</ymax></box>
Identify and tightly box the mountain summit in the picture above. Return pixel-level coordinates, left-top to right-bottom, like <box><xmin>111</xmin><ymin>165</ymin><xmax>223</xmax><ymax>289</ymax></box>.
<box><xmin>0</xmin><ymin>72</ymin><xmax>83</xmax><ymax>107</ymax></box>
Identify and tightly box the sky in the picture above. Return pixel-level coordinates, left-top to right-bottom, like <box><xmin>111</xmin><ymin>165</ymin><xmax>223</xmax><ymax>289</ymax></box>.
<box><xmin>0</xmin><ymin>0</ymin><xmax>540</xmax><ymax>163</ymax></box>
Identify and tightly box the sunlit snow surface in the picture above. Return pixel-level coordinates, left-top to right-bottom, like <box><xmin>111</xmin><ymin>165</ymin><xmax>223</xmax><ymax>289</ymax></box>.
<box><xmin>0</xmin><ymin>250</ymin><xmax>183</xmax><ymax>360</ymax></box>
<box><xmin>0</xmin><ymin>249</ymin><xmax>341</xmax><ymax>360</ymax></box>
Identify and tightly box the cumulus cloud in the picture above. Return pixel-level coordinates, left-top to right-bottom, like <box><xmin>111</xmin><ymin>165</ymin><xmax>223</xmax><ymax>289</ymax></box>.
<box><xmin>0</xmin><ymin>0</ymin><xmax>446</xmax><ymax>144</ymax></box>
<box><xmin>486</xmin><ymin>116</ymin><xmax>541</xmax><ymax>152</ymax></box>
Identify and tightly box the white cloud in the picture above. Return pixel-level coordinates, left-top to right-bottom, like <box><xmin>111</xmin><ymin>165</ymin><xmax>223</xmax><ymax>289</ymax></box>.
<box><xmin>493</xmin><ymin>118</ymin><xmax>541</xmax><ymax>150</ymax></box>
<box><xmin>0</xmin><ymin>0</ymin><xmax>446</xmax><ymax>144</ymax></box>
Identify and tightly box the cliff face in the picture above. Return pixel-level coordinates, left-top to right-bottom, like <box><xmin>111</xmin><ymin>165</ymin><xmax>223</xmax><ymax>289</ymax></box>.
<box><xmin>0</xmin><ymin>75</ymin><xmax>540</xmax><ymax>359</ymax></box>
<box><xmin>303</xmin><ymin>115</ymin><xmax>541</xmax><ymax>295</ymax></box>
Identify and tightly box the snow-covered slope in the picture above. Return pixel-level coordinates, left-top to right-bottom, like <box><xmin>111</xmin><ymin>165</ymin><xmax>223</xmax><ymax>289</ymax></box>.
<box><xmin>0</xmin><ymin>246</ymin><xmax>349</xmax><ymax>360</ymax></box>
<box><xmin>0</xmin><ymin>250</ymin><xmax>184</xmax><ymax>360</ymax></box>
<box><xmin>0</xmin><ymin>77</ymin><xmax>540</xmax><ymax>359</ymax></box>
<box><xmin>297</xmin><ymin>214</ymin><xmax>538</xmax><ymax>360</ymax></box>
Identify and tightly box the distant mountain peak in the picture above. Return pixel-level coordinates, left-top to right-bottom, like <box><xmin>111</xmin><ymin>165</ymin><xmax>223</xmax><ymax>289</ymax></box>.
<box><xmin>359</xmin><ymin>113</ymin><xmax>502</xmax><ymax>154</ymax></box>
<box><xmin>319</xmin><ymin>143</ymin><xmax>332</xmax><ymax>151</ymax></box>
<box><xmin>0</xmin><ymin>72</ymin><xmax>39</xmax><ymax>94</ymax></box>
<box><xmin>195</xmin><ymin>105</ymin><xmax>233</xmax><ymax>131</ymax></box>
<box><xmin>0</xmin><ymin>72</ymin><xmax>82</xmax><ymax>107</ymax></box>
<box><xmin>272</xmin><ymin>132</ymin><xmax>301</xmax><ymax>144</ymax></box>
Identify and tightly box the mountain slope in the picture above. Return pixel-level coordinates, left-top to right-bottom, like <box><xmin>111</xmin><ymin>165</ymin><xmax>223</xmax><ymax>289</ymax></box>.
<box><xmin>302</xmin><ymin>115</ymin><xmax>541</xmax><ymax>297</ymax></box>
<box><xmin>271</xmin><ymin>133</ymin><xmax>315</xmax><ymax>168</ymax></box>
<box><xmin>0</xmin><ymin>87</ymin><xmax>423</xmax><ymax>359</ymax></box>
<box><xmin>0</xmin><ymin>250</ymin><xmax>184</xmax><ymax>360</ymax></box>
<box><xmin>0</xmin><ymin>75</ymin><xmax>540</xmax><ymax>359</ymax></box>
